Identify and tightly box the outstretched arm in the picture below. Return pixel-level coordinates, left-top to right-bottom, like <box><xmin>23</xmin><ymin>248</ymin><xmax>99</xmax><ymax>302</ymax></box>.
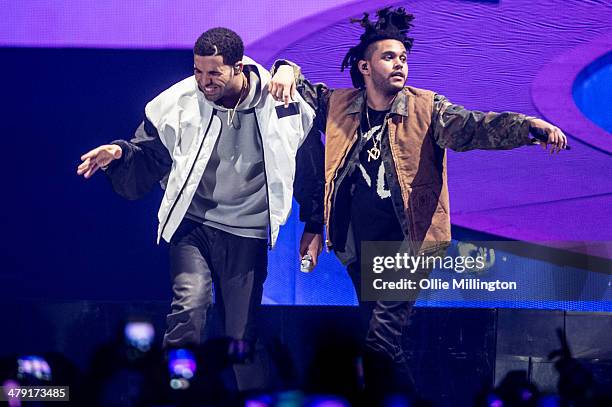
<box><xmin>77</xmin><ymin>116</ymin><xmax>172</xmax><ymax>200</ymax></box>
<box><xmin>432</xmin><ymin>94</ymin><xmax>567</xmax><ymax>153</ymax></box>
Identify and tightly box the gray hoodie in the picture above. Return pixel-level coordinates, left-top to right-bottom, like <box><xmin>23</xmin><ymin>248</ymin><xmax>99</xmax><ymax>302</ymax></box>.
<box><xmin>185</xmin><ymin>66</ymin><xmax>268</xmax><ymax>239</ymax></box>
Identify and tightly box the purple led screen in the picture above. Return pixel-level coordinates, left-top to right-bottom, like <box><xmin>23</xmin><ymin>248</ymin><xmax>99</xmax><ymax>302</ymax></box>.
<box><xmin>0</xmin><ymin>0</ymin><xmax>347</xmax><ymax>48</ymax></box>
<box><xmin>1</xmin><ymin>0</ymin><xmax>610</xmax><ymax>310</ymax></box>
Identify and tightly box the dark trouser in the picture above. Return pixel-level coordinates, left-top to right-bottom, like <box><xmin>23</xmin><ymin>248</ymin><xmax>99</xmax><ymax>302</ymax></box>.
<box><xmin>347</xmin><ymin>260</ymin><xmax>419</xmax><ymax>401</ymax></box>
<box><xmin>163</xmin><ymin>219</ymin><xmax>268</xmax><ymax>391</ymax></box>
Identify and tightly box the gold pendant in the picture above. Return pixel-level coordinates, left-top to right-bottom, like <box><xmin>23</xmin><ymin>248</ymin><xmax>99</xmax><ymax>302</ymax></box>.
<box><xmin>367</xmin><ymin>146</ymin><xmax>381</xmax><ymax>162</ymax></box>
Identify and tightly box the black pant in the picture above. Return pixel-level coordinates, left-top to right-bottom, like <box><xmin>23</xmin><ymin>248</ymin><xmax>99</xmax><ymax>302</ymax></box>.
<box><xmin>163</xmin><ymin>219</ymin><xmax>268</xmax><ymax>391</ymax></box>
<box><xmin>347</xmin><ymin>258</ymin><xmax>419</xmax><ymax>400</ymax></box>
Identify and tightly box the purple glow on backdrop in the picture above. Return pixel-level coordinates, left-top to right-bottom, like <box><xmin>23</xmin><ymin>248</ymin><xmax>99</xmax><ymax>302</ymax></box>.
<box><xmin>252</xmin><ymin>0</ymin><xmax>612</xmax><ymax>244</ymax></box>
<box><xmin>3</xmin><ymin>0</ymin><xmax>610</xmax><ymax>245</ymax></box>
<box><xmin>532</xmin><ymin>33</ymin><xmax>612</xmax><ymax>154</ymax></box>
<box><xmin>0</xmin><ymin>0</ymin><xmax>349</xmax><ymax>48</ymax></box>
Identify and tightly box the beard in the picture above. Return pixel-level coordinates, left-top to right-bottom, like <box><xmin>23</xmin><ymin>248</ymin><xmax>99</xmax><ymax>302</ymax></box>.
<box><xmin>371</xmin><ymin>72</ymin><xmax>405</xmax><ymax>95</ymax></box>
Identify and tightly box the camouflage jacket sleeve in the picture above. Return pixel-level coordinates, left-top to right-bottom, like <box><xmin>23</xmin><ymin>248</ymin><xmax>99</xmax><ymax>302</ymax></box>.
<box><xmin>431</xmin><ymin>94</ymin><xmax>536</xmax><ymax>151</ymax></box>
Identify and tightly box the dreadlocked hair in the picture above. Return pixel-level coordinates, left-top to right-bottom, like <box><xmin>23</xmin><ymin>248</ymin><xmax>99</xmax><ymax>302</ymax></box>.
<box><xmin>341</xmin><ymin>6</ymin><xmax>415</xmax><ymax>89</ymax></box>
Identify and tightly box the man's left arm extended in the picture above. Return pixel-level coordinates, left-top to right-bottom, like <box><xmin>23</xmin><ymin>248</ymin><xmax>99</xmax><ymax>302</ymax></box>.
<box><xmin>432</xmin><ymin>94</ymin><xmax>567</xmax><ymax>153</ymax></box>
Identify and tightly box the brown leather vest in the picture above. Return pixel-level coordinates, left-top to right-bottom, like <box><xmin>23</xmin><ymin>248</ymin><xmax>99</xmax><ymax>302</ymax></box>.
<box><xmin>324</xmin><ymin>86</ymin><xmax>451</xmax><ymax>254</ymax></box>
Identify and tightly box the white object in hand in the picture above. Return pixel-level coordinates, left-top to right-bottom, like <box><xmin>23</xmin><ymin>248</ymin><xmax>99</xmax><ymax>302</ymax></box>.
<box><xmin>300</xmin><ymin>254</ymin><xmax>313</xmax><ymax>273</ymax></box>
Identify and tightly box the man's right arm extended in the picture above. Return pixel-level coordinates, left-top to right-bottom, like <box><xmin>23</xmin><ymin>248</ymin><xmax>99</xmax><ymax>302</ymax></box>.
<box><xmin>77</xmin><ymin>115</ymin><xmax>172</xmax><ymax>200</ymax></box>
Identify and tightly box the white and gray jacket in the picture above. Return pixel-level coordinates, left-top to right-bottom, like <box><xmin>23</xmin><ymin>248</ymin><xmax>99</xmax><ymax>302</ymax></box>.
<box><xmin>105</xmin><ymin>56</ymin><xmax>315</xmax><ymax>247</ymax></box>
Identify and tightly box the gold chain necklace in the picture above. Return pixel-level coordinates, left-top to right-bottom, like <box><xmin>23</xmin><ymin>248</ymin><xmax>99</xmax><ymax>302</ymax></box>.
<box><xmin>365</xmin><ymin>106</ymin><xmax>382</xmax><ymax>162</ymax></box>
<box><xmin>227</xmin><ymin>74</ymin><xmax>248</xmax><ymax>127</ymax></box>
<box><xmin>364</xmin><ymin>94</ymin><xmax>396</xmax><ymax>162</ymax></box>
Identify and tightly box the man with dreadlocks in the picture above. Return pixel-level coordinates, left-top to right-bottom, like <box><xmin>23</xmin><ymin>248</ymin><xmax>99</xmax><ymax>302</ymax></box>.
<box><xmin>270</xmin><ymin>6</ymin><xmax>567</xmax><ymax>402</ymax></box>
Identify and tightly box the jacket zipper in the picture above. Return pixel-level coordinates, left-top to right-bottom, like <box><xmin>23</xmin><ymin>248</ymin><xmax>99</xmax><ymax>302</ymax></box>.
<box><xmin>253</xmin><ymin>113</ymin><xmax>273</xmax><ymax>249</ymax></box>
<box><xmin>159</xmin><ymin>110</ymin><xmax>217</xmax><ymax>240</ymax></box>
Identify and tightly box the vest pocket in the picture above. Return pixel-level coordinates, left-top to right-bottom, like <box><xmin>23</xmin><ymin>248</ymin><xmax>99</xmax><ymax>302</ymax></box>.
<box><xmin>408</xmin><ymin>186</ymin><xmax>446</xmax><ymax>241</ymax></box>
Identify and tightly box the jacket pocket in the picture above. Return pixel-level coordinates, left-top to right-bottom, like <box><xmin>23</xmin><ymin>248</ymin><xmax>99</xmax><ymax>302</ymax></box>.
<box><xmin>408</xmin><ymin>185</ymin><xmax>446</xmax><ymax>241</ymax></box>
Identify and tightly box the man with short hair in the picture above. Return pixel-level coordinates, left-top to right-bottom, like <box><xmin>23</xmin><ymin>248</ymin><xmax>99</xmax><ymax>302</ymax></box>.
<box><xmin>77</xmin><ymin>27</ymin><xmax>315</xmax><ymax>390</ymax></box>
<box><xmin>272</xmin><ymin>6</ymin><xmax>567</xmax><ymax>402</ymax></box>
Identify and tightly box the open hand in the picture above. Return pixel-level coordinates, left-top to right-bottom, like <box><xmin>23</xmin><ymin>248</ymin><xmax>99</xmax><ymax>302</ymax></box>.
<box><xmin>77</xmin><ymin>144</ymin><xmax>122</xmax><ymax>178</ymax></box>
